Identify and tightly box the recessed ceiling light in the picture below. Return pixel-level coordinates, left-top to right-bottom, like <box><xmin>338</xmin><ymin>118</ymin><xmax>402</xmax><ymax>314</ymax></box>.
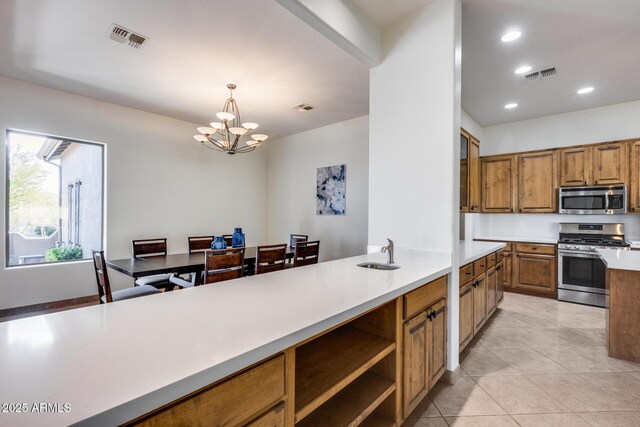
<box><xmin>515</xmin><ymin>65</ymin><xmax>532</xmax><ymax>74</ymax></box>
<box><xmin>577</xmin><ymin>86</ymin><xmax>594</xmax><ymax>94</ymax></box>
<box><xmin>504</xmin><ymin>103</ymin><xmax>518</xmax><ymax>109</ymax></box>
<box><xmin>501</xmin><ymin>30</ymin><xmax>522</xmax><ymax>42</ymax></box>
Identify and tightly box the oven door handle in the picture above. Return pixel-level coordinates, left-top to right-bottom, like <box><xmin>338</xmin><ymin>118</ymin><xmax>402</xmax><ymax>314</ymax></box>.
<box><xmin>558</xmin><ymin>250</ymin><xmax>599</xmax><ymax>258</ymax></box>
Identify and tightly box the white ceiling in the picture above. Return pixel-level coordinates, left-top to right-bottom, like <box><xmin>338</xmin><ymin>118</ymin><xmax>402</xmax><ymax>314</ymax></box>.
<box><xmin>462</xmin><ymin>0</ymin><xmax>640</xmax><ymax>127</ymax></box>
<box><xmin>0</xmin><ymin>0</ymin><xmax>370</xmax><ymax>139</ymax></box>
<box><xmin>349</xmin><ymin>0</ymin><xmax>436</xmax><ymax>27</ymax></box>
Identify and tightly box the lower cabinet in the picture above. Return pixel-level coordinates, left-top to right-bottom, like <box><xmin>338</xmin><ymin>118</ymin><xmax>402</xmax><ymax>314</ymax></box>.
<box><xmin>246</xmin><ymin>402</ymin><xmax>286</xmax><ymax>427</ymax></box>
<box><xmin>472</xmin><ymin>274</ymin><xmax>487</xmax><ymax>335</ymax></box>
<box><xmin>403</xmin><ymin>312</ymin><xmax>428</xmax><ymax>417</ymax></box>
<box><xmin>496</xmin><ymin>260</ymin><xmax>504</xmax><ymax>303</ymax></box>
<box><xmin>402</xmin><ymin>277</ymin><xmax>448</xmax><ymax>419</ymax></box>
<box><xmin>459</xmin><ymin>281</ymin><xmax>474</xmax><ymax>351</ymax></box>
<box><xmin>486</xmin><ymin>266</ymin><xmax>497</xmax><ymax>317</ymax></box>
<box><xmin>513</xmin><ymin>244</ymin><xmax>557</xmax><ymax>295</ymax></box>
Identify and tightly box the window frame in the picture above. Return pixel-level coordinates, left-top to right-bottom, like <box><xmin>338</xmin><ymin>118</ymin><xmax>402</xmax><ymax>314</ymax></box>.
<box><xmin>5</xmin><ymin>128</ymin><xmax>106</xmax><ymax>268</ymax></box>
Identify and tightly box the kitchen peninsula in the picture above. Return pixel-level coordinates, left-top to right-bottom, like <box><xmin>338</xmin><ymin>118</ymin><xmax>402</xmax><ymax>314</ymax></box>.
<box><xmin>598</xmin><ymin>249</ymin><xmax>640</xmax><ymax>363</ymax></box>
<box><xmin>1</xmin><ymin>243</ymin><xmax>507</xmax><ymax>427</ymax></box>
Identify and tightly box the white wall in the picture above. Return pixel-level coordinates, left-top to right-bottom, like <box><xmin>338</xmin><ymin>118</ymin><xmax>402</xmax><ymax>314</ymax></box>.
<box><xmin>0</xmin><ymin>76</ymin><xmax>268</xmax><ymax>309</ymax></box>
<box><xmin>267</xmin><ymin>116</ymin><xmax>369</xmax><ymax>261</ymax></box>
<box><xmin>369</xmin><ymin>0</ymin><xmax>461</xmax><ymax>372</ymax></box>
<box><xmin>369</xmin><ymin>0</ymin><xmax>459</xmax><ymax>252</ymax></box>
<box><xmin>462</xmin><ymin>109</ymin><xmax>482</xmax><ymax>141</ymax></box>
<box><xmin>482</xmin><ymin>100</ymin><xmax>640</xmax><ymax>156</ymax></box>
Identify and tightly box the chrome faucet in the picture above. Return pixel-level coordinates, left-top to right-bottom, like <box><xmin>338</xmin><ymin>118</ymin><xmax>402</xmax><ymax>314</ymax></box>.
<box><xmin>381</xmin><ymin>238</ymin><xmax>395</xmax><ymax>264</ymax></box>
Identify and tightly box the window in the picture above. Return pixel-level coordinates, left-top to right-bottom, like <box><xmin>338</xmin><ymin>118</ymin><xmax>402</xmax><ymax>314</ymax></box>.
<box><xmin>6</xmin><ymin>130</ymin><xmax>104</xmax><ymax>266</ymax></box>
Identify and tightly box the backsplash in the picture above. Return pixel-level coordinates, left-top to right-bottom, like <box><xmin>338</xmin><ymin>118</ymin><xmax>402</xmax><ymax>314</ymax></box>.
<box><xmin>470</xmin><ymin>213</ymin><xmax>640</xmax><ymax>242</ymax></box>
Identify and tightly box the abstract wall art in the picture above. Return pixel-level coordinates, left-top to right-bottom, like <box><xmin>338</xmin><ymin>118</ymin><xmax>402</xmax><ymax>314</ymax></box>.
<box><xmin>317</xmin><ymin>164</ymin><xmax>346</xmax><ymax>215</ymax></box>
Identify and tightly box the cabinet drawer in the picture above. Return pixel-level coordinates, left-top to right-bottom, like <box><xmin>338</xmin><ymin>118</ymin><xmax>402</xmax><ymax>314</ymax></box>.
<box><xmin>473</xmin><ymin>257</ymin><xmax>487</xmax><ymax>276</ymax></box>
<box><xmin>515</xmin><ymin>243</ymin><xmax>556</xmax><ymax>255</ymax></box>
<box><xmin>486</xmin><ymin>252</ymin><xmax>497</xmax><ymax>268</ymax></box>
<box><xmin>502</xmin><ymin>242</ymin><xmax>513</xmax><ymax>252</ymax></box>
<box><xmin>404</xmin><ymin>276</ymin><xmax>447</xmax><ymax>320</ymax></box>
<box><xmin>131</xmin><ymin>355</ymin><xmax>285</xmax><ymax>426</ymax></box>
<box><xmin>496</xmin><ymin>250</ymin><xmax>504</xmax><ymax>263</ymax></box>
<box><xmin>459</xmin><ymin>263</ymin><xmax>474</xmax><ymax>285</ymax></box>
<box><xmin>246</xmin><ymin>402</ymin><xmax>285</xmax><ymax>427</ymax></box>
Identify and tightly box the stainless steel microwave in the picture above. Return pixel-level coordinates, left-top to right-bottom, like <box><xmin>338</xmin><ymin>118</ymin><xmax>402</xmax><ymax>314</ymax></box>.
<box><xmin>558</xmin><ymin>185</ymin><xmax>626</xmax><ymax>215</ymax></box>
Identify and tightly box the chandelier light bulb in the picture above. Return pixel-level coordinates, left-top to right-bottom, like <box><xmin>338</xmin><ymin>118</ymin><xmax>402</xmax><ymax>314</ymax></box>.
<box><xmin>251</xmin><ymin>134</ymin><xmax>268</xmax><ymax>142</ymax></box>
<box><xmin>197</xmin><ymin>127</ymin><xmax>216</xmax><ymax>135</ymax></box>
<box><xmin>242</xmin><ymin>122</ymin><xmax>259</xmax><ymax>130</ymax></box>
<box><xmin>246</xmin><ymin>139</ymin><xmax>261</xmax><ymax>146</ymax></box>
<box><xmin>210</xmin><ymin>122</ymin><xmax>224</xmax><ymax>130</ymax></box>
<box><xmin>229</xmin><ymin>127</ymin><xmax>248</xmax><ymax>136</ymax></box>
<box><xmin>216</xmin><ymin>112</ymin><xmax>235</xmax><ymax>121</ymax></box>
<box><xmin>193</xmin><ymin>135</ymin><xmax>208</xmax><ymax>142</ymax></box>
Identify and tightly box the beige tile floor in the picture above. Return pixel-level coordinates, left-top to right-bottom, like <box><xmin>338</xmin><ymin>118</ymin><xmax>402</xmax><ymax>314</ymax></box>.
<box><xmin>406</xmin><ymin>292</ymin><xmax>640</xmax><ymax>426</ymax></box>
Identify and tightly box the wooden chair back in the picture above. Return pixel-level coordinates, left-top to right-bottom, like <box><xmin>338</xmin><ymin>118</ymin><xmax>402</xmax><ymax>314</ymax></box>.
<box><xmin>222</xmin><ymin>234</ymin><xmax>233</xmax><ymax>247</ymax></box>
<box><xmin>92</xmin><ymin>250</ymin><xmax>113</xmax><ymax>303</ymax></box>
<box><xmin>203</xmin><ymin>248</ymin><xmax>246</xmax><ymax>284</ymax></box>
<box><xmin>132</xmin><ymin>238</ymin><xmax>167</xmax><ymax>258</ymax></box>
<box><xmin>255</xmin><ymin>244</ymin><xmax>288</xmax><ymax>275</ymax></box>
<box><xmin>290</xmin><ymin>234</ymin><xmax>309</xmax><ymax>247</ymax></box>
<box><xmin>293</xmin><ymin>241</ymin><xmax>320</xmax><ymax>267</ymax></box>
<box><xmin>188</xmin><ymin>236</ymin><xmax>214</xmax><ymax>253</ymax></box>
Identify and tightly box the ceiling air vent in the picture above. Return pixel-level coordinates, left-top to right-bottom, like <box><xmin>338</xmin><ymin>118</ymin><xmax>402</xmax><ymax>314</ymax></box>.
<box><xmin>523</xmin><ymin>67</ymin><xmax>557</xmax><ymax>83</ymax></box>
<box><xmin>107</xmin><ymin>24</ymin><xmax>148</xmax><ymax>49</ymax></box>
<box><xmin>291</xmin><ymin>103</ymin><xmax>315</xmax><ymax>112</ymax></box>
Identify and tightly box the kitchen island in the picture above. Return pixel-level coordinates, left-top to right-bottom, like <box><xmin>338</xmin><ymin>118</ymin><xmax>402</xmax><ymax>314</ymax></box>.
<box><xmin>597</xmin><ymin>248</ymin><xmax>640</xmax><ymax>363</ymax></box>
<box><xmin>1</xmin><ymin>248</ymin><xmax>454</xmax><ymax>427</ymax></box>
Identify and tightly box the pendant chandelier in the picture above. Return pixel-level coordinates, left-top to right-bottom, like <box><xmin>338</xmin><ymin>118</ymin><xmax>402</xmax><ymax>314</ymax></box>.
<box><xmin>193</xmin><ymin>84</ymin><xmax>268</xmax><ymax>155</ymax></box>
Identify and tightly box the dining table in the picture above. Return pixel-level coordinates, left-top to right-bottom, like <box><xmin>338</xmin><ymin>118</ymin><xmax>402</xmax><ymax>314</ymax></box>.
<box><xmin>106</xmin><ymin>246</ymin><xmax>294</xmax><ymax>283</ymax></box>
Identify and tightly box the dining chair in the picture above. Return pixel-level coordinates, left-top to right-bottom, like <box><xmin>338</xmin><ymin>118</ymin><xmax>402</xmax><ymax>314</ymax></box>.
<box><xmin>169</xmin><ymin>235</ymin><xmax>216</xmax><ymax>289</ymax></box>
<box><xmin>255</xmin><ymin>244</ymin><xmax>288</xmax><ymax>275</ymax></box>
<box><xmin>293</xmin><ymin>240</ymin><xmax>320</xmax><ymax>267</ymax></box>
<box><xmin>188</xmin><ymin>236</ymin><xmax>215</xmax><ymax>253</ymax></box>
<box><xmin>223</xmin><ymin>234</ymin><xmax>233</xmax><ymax>247</ymax></box>
<box><xmin>287</xmin><ymin>234</ymin><xmax>308</xmax><ymax>263</ymax></box>
<box><xmin>131</xmin><ymin>238</ymin><xmax>172</xmax><ymax>289</ymax></box>
<box><xmin>204</xmin><ymin>248</ymin><xmax>246</xmax><ymax>284</ymax></box>
<box><xmin>92</xmin><ymin>250</ymin><xmax>160</xmax><ymax>303</ymax></box>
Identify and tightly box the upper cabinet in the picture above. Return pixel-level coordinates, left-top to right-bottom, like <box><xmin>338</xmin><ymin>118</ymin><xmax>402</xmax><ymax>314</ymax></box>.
<box><xmin>518</xmin><ymin>150</ymin><xmax>557</xmax><ymax>213</ymax></box>
<box><xmin>481</xmin><ymin>154</ymin><xmax>517</xmax><ymax>213</ymax></box>
<box><xmin>460</xmin><ymin>129</ymin><xmax>481</xmax><ymax>212</ymax></box>
<box><xmin>592</xmin><ymin>142</ymin><xmax>627</xmax><ymax>185</ymax></box>
<box><xmin>559</xmin><ymin>146</ymin><xmax>592</xmax><ymax>187</ymax></box>
<box><xmin>469</xmin><ymin>138</ymin><xmax>481</xmax><ymax>212</ymax></box>
<box><xmin>629</xmin><ymin>141</ymin><xmax>640</xmax><ymax>212</ymax></box>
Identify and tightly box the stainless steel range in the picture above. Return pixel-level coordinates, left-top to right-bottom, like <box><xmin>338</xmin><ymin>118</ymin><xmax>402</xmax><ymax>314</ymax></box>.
<box><xmin>558</xmin><ymin>223</ymin><xmax>630</xmax><ymax>307</ymax></box>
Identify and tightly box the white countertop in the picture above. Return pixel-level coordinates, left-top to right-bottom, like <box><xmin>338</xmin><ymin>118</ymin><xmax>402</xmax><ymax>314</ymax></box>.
<box><xmin>597</xmin><ymin>248</ymin><xmax>640</xmax><ymax>271</ymax></box>
<box><xmin>459</xmin><ymin>241</ymin><xmax>506</xmax><ymax>266</ymax></box>
<box><xmin>0</xmin><ymin>249</ymin><xmax>451</xmax><ymax>427</ymax></box>
<box><xmin>474</xmin><ymin>235</ymin><xmax>558</xmax><ymax>245</ymax></box>
<box><xmin>629</xmin><ymin>241</ymin><xmax>640</xmax><ymax>250</ymax></box>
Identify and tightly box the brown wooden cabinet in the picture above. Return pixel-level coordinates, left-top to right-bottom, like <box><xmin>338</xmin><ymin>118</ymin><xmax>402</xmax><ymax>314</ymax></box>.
<box><xmin>518</xmin><ymin>150</ymin><xmax>558</xmax><ymax>213</ymax></box>
<box><xmin>502</xmin><ymin>251</ymin><xmax>512</xmax><ymax>289</ymax></box>
<box><xmin>427</xmin><ymin>299</ymin><xmax>447</xmax><ymax>389</ymax></box>
<box><xmin>514</xmin><ymin>244</ymin><xmax>557</xmax><ymax>295</ymax></box>
<box><xmin>496</xmin><ymin>260</ymin><xmax>504</xmax><ymax>304</ymax></box>
<box><xmin>403</xmin><ymin>312</ymin><xmax>428</xmax><ymax>417</ymax></box>
<box><xmin>459</xmin><ymin>281</ymin><xmax>474</xmax><ymax>351</ymax></box>
<box><xmin>247</xmin><ymin>403</ymin><xmax>286</xmax><ymax>427</ymax></box>
<box><xmin>469</xmin><ymin>138</ymin><xmax>481</xmax><ymax>212</ymax></box>
<box><xmin>486</xmin><ymin>266</ymin><xmax>497</xmax><ymax>317</ymax></box>
<box><xmin>460</xmin><ymin>129</ymin><xmax>481</xmax><ymax>212</ymax></box>
<box><xmin>593</xmin><ymin>142</ymin><xmax>627</xmax><ymax>185</ymax></box>
<box><xmin>629</xmin><ymin>141</ymin><xmax>640</xmax><ymax>212</ymax></box>
<box><xmin>472</xmin><ymin>274</ymin><xmax>487</xmax><ymax>334</ymax></box>
<box><xmin>481</xmin><ymin>154</ymin><xmax>517</xmax><ymax>213</ymax></box>
<box><xmin>559</xmin><ymin>146</ymin><xmax>592</xmax><ymax>187</ymax></box>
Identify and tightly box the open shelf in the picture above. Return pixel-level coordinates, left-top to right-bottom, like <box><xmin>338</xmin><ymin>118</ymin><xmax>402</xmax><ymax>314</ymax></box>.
<box><xmin>295</xmin><ymin>326</ymin><xmax>396</xmax><ymax>422</ymax></box>
<box><xmin>296</xmin><ymin>371</ymin><xmax>395</xmax><ymax>427</ymax></box>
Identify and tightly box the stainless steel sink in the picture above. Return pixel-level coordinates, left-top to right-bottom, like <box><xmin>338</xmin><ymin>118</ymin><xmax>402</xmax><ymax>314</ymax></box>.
<box><xmin>357</xmin><ymin>262</ymin><xmax>400</xmax><ymax>270</ymax></box>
